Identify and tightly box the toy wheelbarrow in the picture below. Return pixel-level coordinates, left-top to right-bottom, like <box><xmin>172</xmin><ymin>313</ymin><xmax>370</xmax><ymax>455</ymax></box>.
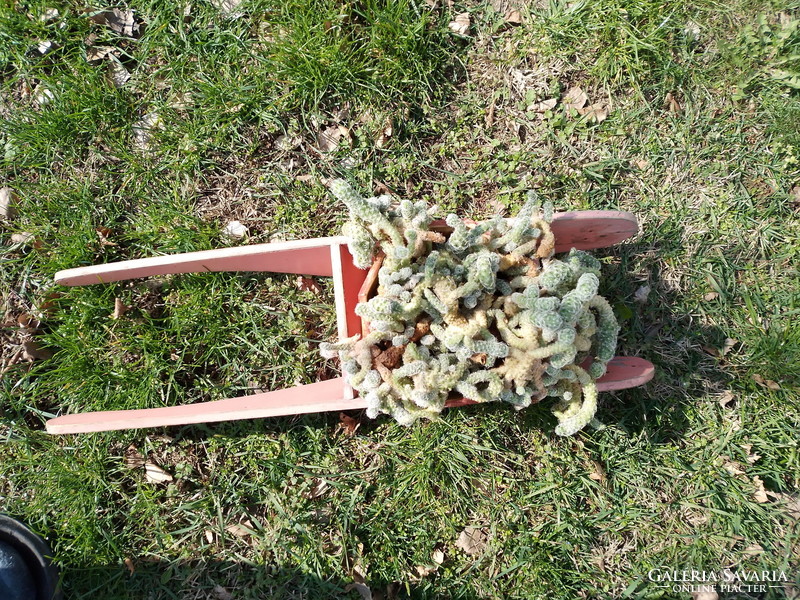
<box><xmin>45</xmin><ymin>211</ymin><xmax>654</xmax><ymax>434</ymax></box>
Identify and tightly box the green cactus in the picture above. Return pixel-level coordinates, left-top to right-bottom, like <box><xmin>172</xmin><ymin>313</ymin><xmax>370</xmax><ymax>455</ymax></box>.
<box><xmin>324</xmin><ymin>180</ymin><xmax>621</xmax><ymax>436</ymax></box>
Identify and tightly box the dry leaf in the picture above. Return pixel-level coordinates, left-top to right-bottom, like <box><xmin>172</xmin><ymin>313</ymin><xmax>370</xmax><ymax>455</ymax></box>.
<box><xmin>124</xmin><ymin>557</ymin><xmax>135</xmax><ymax>575</ymax></box>
<box><xmin>743</xmin><ymin>543</ymin><xmax>764</xmax><ymax>556</ymax></box>
<box><xmin>213</xmin><ymin>585</ymin><xmax>233</xmax><ymax>600</ymax></box>
<box><xmin>703</xmin><ymin>291</ymin><xmax>719</xmax><ymax>301</ymax></box>
<box><xmin>317</xmin><ymin>126</ymin><xmax>343</xmax><ymax>153</ymax></box>
<box><xmin>577</xmin><ymin>102</ymin><xmax>610</xmax><ymax>123</ymax></box>
<box><xmin>691</xmin><ymin>592</ymin><xmax>718</xmax><ymax>600</ymax></box>
<box><xmin>635</xmin><ymin>159</ymin><xmax>650</xmax><ymax>170</ymax></box>
<box><xmin>338</xmin><ymin>412</ymin><xmax>360</xmax><ymax>436</ymax></box>
<box><xmin>124</xmin><ymin>444</ymin><xmax>145</xmax><ymax>469</ymax></box>
<box><xmin>222</xmin><ymin>220</ymin><xmax>248</xmax><ymax>239</ymax></box>
<box><xmin>563</xmin><ymin>87</ymin><xmax>588</xmax><ymax>110</ymax></box>
<box><xmin>112</xmin><ymin>297</ymin><xmax>129</xmax><ymax>320</ymax></box>
<box><xmin>96</xmin><ymin>226</ymin><xmax>117</xmax><ymax>246</ymax></box>
<box><xmin>345</xmin><ymin>582</ymin><xmax>373</xmax><ymax>600</ymax></box>
<box><xmin>90</xmin><ymin>8</ymin><xmax>141</xmax><ymax>38</ymax></box>
<box><xmin>40</xmin><ymin>8</ymin><xmax>60</xmax><ymax>22</ymax></box>
<box><xmin>33</xmin><ymin>85</ymin><xmax>54</xmax><ymax>106</ymax></box>
<box><xmin>376</xmin><ymin>119</ymin><xmax>393</xmax><ymax>149</ymax></box>
<box><xmin>752</xmin><ymin>475</ymin><xmax>768</xmax><ymax>503</ymax></box>
<box><xmin>790</xmin><ymin>185</ymin><xmax>800</xmax><ymax>208</ymax></box>
<box><xmin>504</xmin><ymin>9</ymin><xmax>522</xmax><ymax>25</ymax></box>
<box><xmin>86</xmin><ymin>45</ymin><xmax>114</xmax><ymax>64</ymax></box>
<box><xmin>722</xmin><ymin>458</ymin><xmax>746</xmax><ymax>476</ymax></box>
<box><xmin>22</xmin><ymin>340</ymin><xmax>52</xmax><ymax>361</ymax></box>
<box><xmin>721</xmin><ymin>338</ymin><xmax>737</xmax><ymax>356</ymax></box>
<box><xmin>740</xmin><ymin>444</ymin><xmax>761</xmax><ymax>464</ymax></box>
<box><xmin>528</xmin><ymin>98</ymin><xmax>557</xmax><ymax>113</ymax></box>
<box><xmin>210</xmin><ymin>0</ymin><xmax>244</xmax><ymax>16</ymax></box>
<box><xmin>448</xmin><ymin>12</ymin><xmax>470</xmax><ymax>35</ymax></box>
<box><xmin>132</xmin><ymin>112</ymin><xmax>161</xmax><ymax>150</ymax></box>
<box><xmin>588</xmin><ymin>460</ymin><xmax>606</xmax><ymax>483</ymax></box>
<box><xmin>455</xmin><ymin>526</ymin><xmax>488</xmax><ymax>556</ymax></box>
<box><xmin>432</xmin><ymin>548</ymin><xmax>445</xmax><ymax>564</ymax></box>
<box><xmin>204</xmin><ymin>530</ymin><xmax>214</xmax><ymax>544</ymax></box>
<box><xmin>144</xmin><ymin>462</ymin><xmax>173</xmax><ymax>483</ymax></box>
<box><xmin>295</xmin><ymin>276</ymin><xmax>322</xmax><ymax>294</ymax></box>
<box><xmin>633</xmin><ymin>285</ymin><xmax>650</xmax><ymax>304</ymax></box>
<box><xmin>0</xmin><ymin>187</ymin><xmax>18</xmax><ymax>220</ymax></box>
<box><xmin>225</xmin><ymin>520</ymin><xmax>253</xmax><ymax>538</ymax></box>
<box><xmin>777</xmin><ymin>494</ymin><xmax>800</xmax><ymax>520</ymax></box>
<box><xmin>303</xmin><ymin>478</ymin><xmax>329</xmax><ymax>500</ymax></box>
<box><xmin>10</xmin><ymin>232</ymin><xmax>36</xmax><ymax>245</ymax></box>
<box><xmin>665</xmin><ymin>92</ymin><xmax>681</xmax><ymax>113</ymax></box>
<box><xmin>107</xmin><ymin>56</ymin><xmax>130</xmax><ymax>88</ymax></box>
<box><xmin>718</xmin><ymin>390</ymin><xmax>735</xmax><ymax>409</ymax></box>
<box><xmin>753</xmin><ymin>374</ymin><xmax>780</xmax><ymax>390</ymax></box>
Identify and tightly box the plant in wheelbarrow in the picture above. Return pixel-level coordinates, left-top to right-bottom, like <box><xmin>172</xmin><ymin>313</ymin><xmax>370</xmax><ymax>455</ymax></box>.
<box><xmin>321</xmin><ymin>180</ymin><xmax>637</xmax><ymax>436</ymax></box>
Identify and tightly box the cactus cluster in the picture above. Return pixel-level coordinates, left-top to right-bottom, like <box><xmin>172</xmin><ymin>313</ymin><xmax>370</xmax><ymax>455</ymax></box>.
<box><xmin>320</xmin><ymin>180</ymin><xmax>620</xmax><ymax>436</ymax></box>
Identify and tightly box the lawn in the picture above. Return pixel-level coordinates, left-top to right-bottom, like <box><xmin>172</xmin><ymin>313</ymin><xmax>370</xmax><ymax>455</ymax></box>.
<box><xmin>1</xmin><ymin>0</ymin><xmax>799</xmax><ymax>598</ymax></box>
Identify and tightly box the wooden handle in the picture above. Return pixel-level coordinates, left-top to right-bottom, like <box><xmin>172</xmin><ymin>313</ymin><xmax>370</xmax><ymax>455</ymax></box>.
<box><xmin>45</xmin><ymin>357</ymin><xmax>654</xmax><ymax>434</ymax></box>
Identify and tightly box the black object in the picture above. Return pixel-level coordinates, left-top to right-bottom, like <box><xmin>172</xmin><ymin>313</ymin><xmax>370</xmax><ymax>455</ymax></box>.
<box><xmin>0</xmin><ymin>515</ymin><xmax>61</xmax><ymax>600</ymax></box>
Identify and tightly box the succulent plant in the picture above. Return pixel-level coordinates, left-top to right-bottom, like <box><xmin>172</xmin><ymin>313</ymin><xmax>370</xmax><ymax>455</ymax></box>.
<box><xmin>320</xmin><ymin>180</ymin><xmax>619</xmax><ymax>436</ymax></box>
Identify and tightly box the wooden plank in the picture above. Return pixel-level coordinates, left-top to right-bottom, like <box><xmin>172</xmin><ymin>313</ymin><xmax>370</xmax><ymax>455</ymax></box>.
<box><xmin>45</xmin><ymin>357</ymin><xmax>653</xmax><ymax>434</ymax></box>
<box><xmin>53</xmin><ymin>237</ymin><xmax>348</xmax><ymax>286</ymax></box>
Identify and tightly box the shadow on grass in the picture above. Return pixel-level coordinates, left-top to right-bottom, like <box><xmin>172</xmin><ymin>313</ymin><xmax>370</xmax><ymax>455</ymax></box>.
<box><xmin>63</xmin><ymin>559</ymin><xmax>483</xmax><ymax>600</ymax></box>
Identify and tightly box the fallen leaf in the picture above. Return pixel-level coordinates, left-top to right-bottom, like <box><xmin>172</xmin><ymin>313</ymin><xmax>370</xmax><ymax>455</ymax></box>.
<box><xmin>40</xmin><ymin>8</ymin><xmax>60</xmax><ymax>22</ymax></box>
<box><xmin>213</xmin><ymin>584</ymin><xmax>233</xmax><ymax>600</ymax></box>
<box><xmin>703</xmin><ymin>291</ymin><xmax>719</xmax><ymax>301</ymax></box>
<box><xmin>86</xmin><ymin>45</ymin><xmax>114</xmax><ymax>64</ymax></box>
<box><xmin>210</xmin><ymin>0</ymin><xmax>244</xmax><ymax>16</ymax></box>
<box><xmin>718</xmin><ymin>390</ymin><xmax>735</xmax><ymax>409</ymax></box>
<box><xmin>376</xmin><ymin>119</ymin><xmax>393</xmax><ymax>149</ymax></box>
<box><xmin>124</xmin><ymin>444</ymin><xmax>145</xmax><ymax>469</ymax></box>
<box><xmin>448</xmin><ymin>12</ymin><xmax>470</xmax><ymax>35</ymax></box>
<box><xmin>504</xmin><ymin>9</ymin><xmax>522</xmax><ymax>25</ymax></box>
<box><xmin>112</xmin><ymin>297</ymin><xmax>129</xmax><ymax>320</ymax></box>
<box><xmin>722</xmin><ymin>338</ymin><xmax>737</xmax><ymax>356</ymax></box>
<box><xmin>144</xmin><ymin>462</ymin><xmax>173</xmax><ymax>483</ymax></box>
<box><xmin>563</xmin><ymin>87</ymin><xmax>588</xmax><ymax>110</ymax></box>
<box><xmin>317</xmin><ymin>126</ymin><xmax>343</xmax><ymax>153</ymax></box>
<box><xmin>222</xmin><ymin>220</ymin><xmax>248</xmax><ymax>239</ymax></box>
<box><xmin>455</xmin><ymin>526</ymin><xmax>488</xmax><ymax>556</ymax></box>
<box><xmin>635</xmin><ymin>159</ymin><xmax>649</xmax><ymax>170</ymax></box>
<box><xmin>21</xmin><ymin>340</ymin><xmax>52</xmax><ymax>361</ymax></box>
<box><xmin>702</xmin><ymin>345</ymin><xmax>719</xmax><ymax>357</ymax></box>
<box><xmin>96</xmin><ymin>226</ymin><xmax>117</xmax><ymax>246</ymax></box>
<box><xmin>753</xmin><ymin>374</ymin><xmax>780</xmax><ymax>390</ymax></box>
<box><xmin>577</xmin><ymin>102</ymin><xmax>610</xmax><ymax>123</ymax></box>
<box><xmin>33</xmin><ymin>84</ymin><xmax>54</xmax><ymax>106</ymax></box>
<box><xmin>691</xmin><ymin>592</ymin><xmax>718</xmax><ymax>600</ymax></box>
<box><xmin>633</xmin><ymin>285</ymin><xmax>651</xmax><ymax>304</ymax></box>
<box><xmin>338</xmin><ymin>412</ymin><xmax>360</xmax><ymax>436</ymax></box>
<box><xmin>345</xmin><ymin>582</ymin><xmax>372</xmax><ymax>600</ymax></box>
<box><xmin>432</xmin><ymin>548</ymin><xmax>445</xmax><ymax>565</ymax></box>
<box><xmin>777</xmin><ymin>494</ymin><xmax>800</xmax><ymax>520</ymax></box>
<box><xmin>107</xmin><ymin>56</ymin><xmax>131</xmax><ymax>88</ymax></box>
<box><xmin>303</xmin><ymin>478</ymin><xmax>329</xmax><ymax>500</ymax></box>
<box><xmin>10</xmin><ymin>232</ymin><xmax>36</xmax><ymax>245</ymax></box>
<box><xmin>295</xmin><ymin>276</ymin><xmax>322</xmax><ymax>294</ymax></box>
<box><xmin>225</xmin><ymin>520</ymin><xmax>253</xmax><ymax>538</ymax></box>
<box><xmin>132</xmin><ymin>112</ymin><xmax>161</xmax><ymax>150</ymax></box>
<box><xmin>790</xmin><ymin>185</ymin><xmax>800</xmax><ymax>208</ymax></box>
<box><xmin>124</xmin><ymin>557</ymin><xmax>135</xmax><ymax>575</ymax></box>
<box><xmin>722</xmin><ymin>458</ymin><xmax>746</xmax><ymax>476</ymax></box>
<box><xmin>412</xmin><ymin>564</ymin><xmax>437</xmax><ymax>578</ymax></box>
<box><xmin>752</xmin><ymin>475</ymin><xmax>769</xmax><ymax>503</ymax></box>
<box><xmin>588</xmin><ymin>460</ymin><xmax>606</xmax><ymax>483</ymax></box>
<box><xmin>204</xmin><ymin>530</ymin><xmax>214</xmax><ymax>544</ymax></box>
<box><xmin>743</xmin><ymin>543</ymin><xmax>764</xmax><ymax>556</ymax></box>
<box><xmin>664</xmin><ymin>92</ymin><xmax>681</xmax><ymax>113</ymax></box>
<box><xmin>90</xmin><ymin>8</ymin><xmax>141</xmax><ymax>38</ymax></box>
<box><xmin>0</xmin><ymin>187</ymin><xmax>18</xmax><ymax>220</ymax></box>
<box><xmin>528</xmin><ymin>98</ymin><xmax>557</xmax><ymax>113</ymax></box>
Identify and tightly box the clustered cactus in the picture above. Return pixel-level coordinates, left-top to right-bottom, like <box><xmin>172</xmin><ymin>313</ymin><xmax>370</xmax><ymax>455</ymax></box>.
<box><xmin>320</xmin><ymin>180</ymin><xmax>619</xmax><ymax>436</ymax></box>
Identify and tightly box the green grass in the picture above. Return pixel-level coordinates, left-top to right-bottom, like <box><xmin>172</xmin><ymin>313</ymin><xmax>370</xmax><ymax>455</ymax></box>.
<box><xmin>2</xmin><ymin>0</ymin><xmax>800</xmax><ymax>598</ymax></box>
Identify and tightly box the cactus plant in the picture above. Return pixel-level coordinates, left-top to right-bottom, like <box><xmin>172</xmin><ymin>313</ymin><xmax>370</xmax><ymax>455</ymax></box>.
<box><xmin>320</xmin><ymin>181</ymin><xmax>620</xmax><ymax>436</ymax></box>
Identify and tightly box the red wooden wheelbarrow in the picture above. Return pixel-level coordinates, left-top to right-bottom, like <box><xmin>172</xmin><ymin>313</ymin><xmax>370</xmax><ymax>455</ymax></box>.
<box><xmin>45</xmin><ymin>211</ymin><xmax>654</xmax><ymax>434</ymax></box>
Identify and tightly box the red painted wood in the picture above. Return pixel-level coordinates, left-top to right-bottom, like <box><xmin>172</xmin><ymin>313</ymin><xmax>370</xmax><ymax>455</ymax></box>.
<box><xmin>45</xmin><ymin>357</ymin><xmax>654</xmax><ymax>433</ymax></box>
<box><xmin>53</xmin><ymin>238</ymin><xmax>346</xmax><ymax>286</ymax></box>
<box><xmin>45</xmin><ymin>378</ymin><xmax>354</xmax><ymax>434</ymax></box>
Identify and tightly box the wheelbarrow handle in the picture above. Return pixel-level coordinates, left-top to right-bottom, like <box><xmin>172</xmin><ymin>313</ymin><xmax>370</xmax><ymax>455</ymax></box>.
<box><xmin>44</xmin><ymin>357</ymin><xmax>654</xmax><ymax>434</ymax></box>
